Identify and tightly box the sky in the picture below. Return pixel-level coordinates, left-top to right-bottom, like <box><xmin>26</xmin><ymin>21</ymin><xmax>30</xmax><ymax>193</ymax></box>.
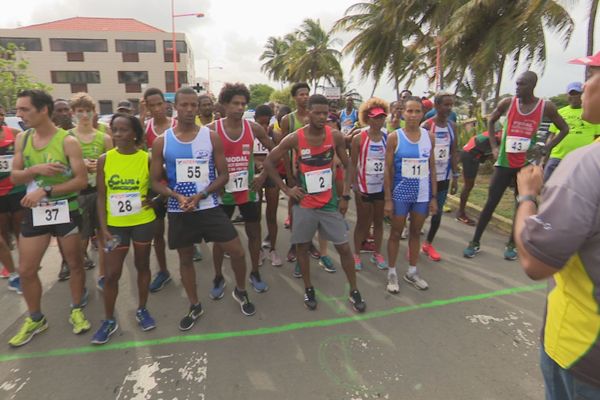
<box><xmin>1</xmin><ymin>0</ymin><xmax>598</xmax><ymax>101</ymax></box>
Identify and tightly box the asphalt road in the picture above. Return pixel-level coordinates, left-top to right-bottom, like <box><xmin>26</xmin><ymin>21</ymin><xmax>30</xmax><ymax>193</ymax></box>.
<box><xmin>0</xmin><ymin>200</ymin><xmax>548</xmax><ymax>400</ymax></box>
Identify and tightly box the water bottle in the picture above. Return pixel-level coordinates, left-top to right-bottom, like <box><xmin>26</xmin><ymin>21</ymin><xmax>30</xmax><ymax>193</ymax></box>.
<box><xmin>104</xmin><ymin>235</ymin><xmax>121</xmax><ymax>253</ymax></box>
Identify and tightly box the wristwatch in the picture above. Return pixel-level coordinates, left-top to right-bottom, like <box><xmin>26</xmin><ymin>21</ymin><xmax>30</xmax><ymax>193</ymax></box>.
<box><xmin>43</xmin><ymin>185</ymin><xmax>53</xmax><ymax>197</ymax></box>
<box><xmin>517</xmin><ymin>194</ymin><xmax>538</xmax><ymax>207</ymax></box>
<box><xmin>342</xmin><ymin>194</ymin><xmax>351</xmax><ymax>201</ymax></box>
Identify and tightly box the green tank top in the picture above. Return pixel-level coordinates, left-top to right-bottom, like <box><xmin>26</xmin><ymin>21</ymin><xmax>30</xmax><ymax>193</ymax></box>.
<box><xmin>104</xmin><ymin>148</ymin><xmax>155</xmax><ymax>227</ymax></box>
<box><xmin>288</xmin><ymin>111</ymin><xmax>306</xmax><ymax>133</ymax></box>
<box><xmin>72</xmin><ymin>129</ymin><xmax>106</xmax><ymax>187</ymax></box>
<box><xmin>22</xmin><ymin>128</ymin><xmax>78</xmax><ymax>211</ymax></box>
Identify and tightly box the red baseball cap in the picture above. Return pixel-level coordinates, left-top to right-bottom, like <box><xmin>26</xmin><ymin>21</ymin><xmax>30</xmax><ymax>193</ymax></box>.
<box><xmin>569</xmin><ymin>51</ymin><xmax>600</xmax><ymax>67</ymax></box>
<box><xmin>368</xmin><ymin>107</ymin><xmax>387</xmax><ymax>118</ymax></box>
<box><xmin>422</xmin><ymin>99</ymin><xmax>433</xmax><ymax>109</ymax></box>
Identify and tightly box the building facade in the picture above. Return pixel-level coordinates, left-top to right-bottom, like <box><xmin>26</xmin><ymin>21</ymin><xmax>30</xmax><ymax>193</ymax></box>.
<box><xmin>0</xmin><ymin>17</ymin><xmax>196</xmax><ymax>114</ymax></box>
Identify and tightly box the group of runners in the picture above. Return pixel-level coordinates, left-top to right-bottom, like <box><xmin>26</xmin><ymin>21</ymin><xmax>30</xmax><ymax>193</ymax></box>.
<box><xmin>1</xmin><ymin>69</ymin><xmax>595</xmax><ymax>348</ymax></box>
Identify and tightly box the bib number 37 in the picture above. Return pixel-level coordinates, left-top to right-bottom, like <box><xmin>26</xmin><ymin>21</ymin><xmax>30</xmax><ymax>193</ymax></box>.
<box><xmin>32</xmin><ymin>200</ymin><xmax>70</xmax><ymax>227</ymax></box>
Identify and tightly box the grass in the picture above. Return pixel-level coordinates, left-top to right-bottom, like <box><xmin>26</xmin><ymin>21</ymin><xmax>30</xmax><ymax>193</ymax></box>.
<box><xmin>458</xmin><ymin>171</ymin><xmax>516</xmax><ymax>221</ymax></box>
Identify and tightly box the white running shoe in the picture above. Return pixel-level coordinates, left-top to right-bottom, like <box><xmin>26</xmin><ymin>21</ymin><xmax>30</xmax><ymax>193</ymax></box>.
<box><xmin>386</xmin><ymin>273</ymin><xmax>400</xmax><ymax>294</ymax></box>
<box><xmin>404</xmin><ymin>273</ymin><xmax>429</xmax><ymax>290</ymax></box>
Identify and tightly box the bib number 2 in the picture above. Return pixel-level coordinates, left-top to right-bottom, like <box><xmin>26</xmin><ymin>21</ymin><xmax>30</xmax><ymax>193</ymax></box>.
<box><xmin>304</xmin><ymin>168</ymin><xmax>332</xmax><ymax>194</ymax></box>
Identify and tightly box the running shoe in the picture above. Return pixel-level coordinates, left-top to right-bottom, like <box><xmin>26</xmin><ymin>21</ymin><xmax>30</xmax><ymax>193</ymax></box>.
<box><xmin>284</xmin><ymin>216</ymin><xmax>291</xmax><ymax>229</ymax></box>
<box><xmin>249</xmin><ymin>271</ymin><xmax>269</xmax><ymax>293</ymax></box>
<box><xmin>360</xmin><ymin>241</ymin><xmax>375</xmax><ymax>253</ymax></box>
<box><xmin>422</xmin><ymin>242</ymin><xmax>441</xmax><ymax>262</ymax></box>
<box><xmin>353</xmin><ymin>254</ymin><xmax>363</xmax><ymax>271</ymax></box>
<box><xmin>0</xmin><ymin>266</ymin><xmax>9</xmax><ymax>279</ymax></box>
<box><xmin>209</xmin><ymin>275</ymin><xmax>226</xmax><ymax>300</ymax></box>
<box><xmin>370</xmin><ymin>253</ymin><xmax>388</xmax><ymax>270</ymax></box>
<box><xmin>401</xmin><ymin>226</ymin><xmax>408</xmax><ymax>240</ymax></box>
<box><xmin>231</xmin><ymin>214</ymin><xmax>244</xmax><ymax>224</ymax></box>
<box><xmin>293</xmin><ymin>262</ymin><xmax>303</xmax><ymax>278</ymax></box>
<box><xmin>96</xmin><ymin>276</ymin><xmax>105</xmax><ymax>292</ymax></box>
<box><xmin>224</xmin><ymin>252</ymin><xmax>231</xmax><ymax>259</ymax></box>
<box><xmin>309</xmin><ymin>243</ymin><xmax>321</xmax><ymax>260</ymax></box>
<box><xmin>456</xmin><ymin>215</ymin><xmax>476</xmax><ymax>226</ymax></box>
<box><xmin>269</xmin><ymin>250</ymin><xmax>283</xmax><ymax>267</ymax></box>
<box><xmin>69</xmin><ymin>308</ymin><xmax>91</xmax><ymax>334</ymax></box>
<box><xmin>386</xmin><ymin>273</ymin><xmax>400</xmax><ymax>294</ymax></box>
<box><xmin>58</xmin><ymin>260</ymin><xmax>70</xmax><ymax>281</ymax></box>
<box><xmin>504</xmin><ymin>243</ymin><xmax>518</xmax><ymax>261</ymax></box>
<box><xmin>261</xmin><ymin>236</ymin><xmax>271</xmax><ymax>250</ymax></box>
<box><xmin>463</xmin><ymin>241</ymin><xmax>481</xmax><ymax>258</ymax></box>
<box><xmin>179</xmin><ymin>303</ymin><xmax>204</xmax><ymax>331</ymax></box>
<box><xmin>136</xmin><ymin>308</ymin><xmax>156</xmax><ymax>331</ymax></box>
<box><xmin>8</xmin><ymin>316</ymin><xmax>48</xmax><ymax>347</ymax></box>
<box><xmin>319</xmin><ymin>255</ymin><xmax>336</xmax><ymax>273</ymax></box>
<box><xmin>232</xmin><ymin>287</ymin><xmax>256</xmax><ymax>316</ymax></box>
<box><xmin>443</xmin><ymin>205</ymin><xmax>452</xmax><ymax>213</ymax></box>
<box><xmin>149</xmin><ymin>271</ymin><xmax>171</xmax><ymax>293</ymax></box>
<box><xmin>83</xmin><ymin>255</ymin><xmax>95</xmax><ymax>270</ymax></box>
<box><xmin>8</xmin><ymin>275</ymin><xmax>22</xmax><ymax>294</ymax></box>
<box><xmin>303</xmin><ymin>287</ymin><xmax>317</xmax><ymax>310</ymax></box>
<box><xmin>70</xmin><ymin>288</ymin><xmax>89</xmax><ymax>309</ymax></box>
<box><xmin>287</xmin><ymin>246</ymin><xmax>297</xmax><ymax>263</ymax></box>
<box><xmin>349</xmin><ymin>289</ymin><xmax>366</xmax><ymax>313</ymax></box>
<box><xmin>193</xmin><ymin>245</ymin><xmax>203</xmax><ymax>262</ymax></box>
<box><xmin>91</xmin><ymin>319</ymin><xmax>118</xmax><ymax>345</ymax></box>
<box><xmin>404</xmin><ymin>273</ymin><xmax>429</xmax><ymax>290</ymax></box>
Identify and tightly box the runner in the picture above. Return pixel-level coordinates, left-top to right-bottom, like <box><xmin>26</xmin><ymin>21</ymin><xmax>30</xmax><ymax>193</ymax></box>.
<box><xmin>253</xmin><ymin>105</ymin><xmax>283</xmax><ymax>267</ymax></box>
<box><xmin>340</xmin><ymin>96</ymin><xmax>358</xmax><ymax>135</ymax></box>
<box><xmin>463</xmin><ymin>71</ymin><xmax>569</xmax><ymax>260</ymax></box>
<box><xmin>195</xmin><ymin>94</ymin><xmax>214</xmax><ymax>127</ymax></box>
<box><xmin>279</xmin><ymin>83</ymin><xmax>321</xmax><ymax>262</ymax></box>
<box><xmin>543</xmin><ymin>81</ymin><xmax>600</xmax><ymax>181</ymax></box>
<box><xmin>263</xmin><ymin>94</ymin><xmax>366</xmax><ymax>312</ymax></box>
<box><xmin>9</xmin><ymin>89</ymin><xmax>90</xmax><ymax>347</ymax></box>
<box><xmin>208</xmin><ymin>83</ymin><xmax>273</xmax><ymax>294</ymax></box>
<box><xmin>348</xmin><ymin>98</ymin><xmax>389</xmax><ymax>271</ymax></box>
<box><xmin>420</xmin><ymin>92</ymin><xmax>459</xmax><ymax>261</ymax></box>
<box><xmin>0</xmin><ymin>118</ymin><xmax>23</xmax><ymax>293</ymax></box>
<box><xmin>69</xmin><ymin>93</ymin><xmax>113</xmax><ymax>286</ymax></box>
<box><xmin>116</xmin><ymin>100</ymin><xmax>134</xmax><ymax>116</ymax></box>
<box><xmin>151</xmin><ymin>87</ymin><xmax>255</xmax><ymax>328</ymax></box>
<box><xmin>91</xmin><ymin>113</ymin><xmax>157</xmax><ymax>344</ymax></box>
<box><xmin>456</xmin><ymin>129</ymin><xmax>502</xmax><ymax>225</ymax></box>
<box><xmin>139</xmin><ymin>88</ymin><xmax>176</xmax><ymax>293</ymax></box>
<box><xmin>384</xmin><ymin>96</ymin><xmax>437</xmax><ymax>294</ymax></box>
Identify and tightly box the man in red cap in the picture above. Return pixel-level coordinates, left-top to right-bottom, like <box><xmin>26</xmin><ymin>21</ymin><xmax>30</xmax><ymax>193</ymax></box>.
<box><xmin>514</xmin><ymin>53</ymin><xmax>600</xmax><ymax>399</ymax></box>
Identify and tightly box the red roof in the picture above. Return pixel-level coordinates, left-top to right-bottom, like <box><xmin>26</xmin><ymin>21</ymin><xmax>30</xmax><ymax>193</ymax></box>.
<box><xmin>17</xmin><ymin>17</ymin><xmax>165</xmax><ymax>33</ymax></box>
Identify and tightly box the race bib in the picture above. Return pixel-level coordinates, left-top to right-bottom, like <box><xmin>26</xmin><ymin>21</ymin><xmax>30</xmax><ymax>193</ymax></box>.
<box><xmin>176</xmin><ymin>158</ymin><xmax>209</xmax><ymax>184</ymax></box>
<box><xmin>366</xmin><ymin>158</ymin><xmax>384</xmax><ymax>175</ymax></box>
<box><xmin>32</xmin><ymin>200</ymin><xmax>69</xmax><ymax>227</ymax></box>
<box><xmin>253</xmin><ymin>138</ymin><xmax>268</xmax><ymax>155</ymax></box>
<box><xmin>401</xmin><ymin>158</ymin><xmax>429</xmax><ymax>179</ymax></box>
<box><xmin>435</xmin><ymin>144</ymin><xmax>449</xmax><ymax>162</ymax></box>
<box><xmin>0</xmin><ymin>155</ymin><xmax>13</xmax><ymax>172</ymax></box>
<box><xmin>225</xmin><ymin>170</ymin><xmax>249</xmax><ymax>193</ymax></box>
<box><xmin>304</xmin><ymin>168</ymin><xmax>332</xmax><ymax>194</ymax></box>
<box><xmin>506</xmin><ymin>136</ymin><xmax>531</xmax><ymax>153</ymax></box>
<box><xmin>109</xmin><ymin>192</ymin><xmax>142</xmax><ymax>217</ymax></box>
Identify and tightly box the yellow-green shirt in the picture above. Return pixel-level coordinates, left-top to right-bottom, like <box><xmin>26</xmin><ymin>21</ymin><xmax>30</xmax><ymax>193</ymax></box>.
<box><xmin>549</xmin><ymin>106</ymin><xmax>600</xmax><ymax>159</ymax></box>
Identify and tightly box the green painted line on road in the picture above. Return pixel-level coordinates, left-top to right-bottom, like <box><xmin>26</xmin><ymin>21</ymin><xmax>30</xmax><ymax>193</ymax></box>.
<box><xmin>0</xmin><ymin>283</ymin><xmax>545</xmax><ymax>363</ymax></box>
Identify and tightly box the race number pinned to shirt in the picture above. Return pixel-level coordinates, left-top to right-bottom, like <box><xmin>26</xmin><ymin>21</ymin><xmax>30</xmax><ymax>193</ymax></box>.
<box><xmin>401</xmin><ymin>158</ymin><xmax>429</xmax><ymax>179</ymax></box>
<box><xmin>304</xmin><ymin>168</ymin><xmax>332</xmax><ymax>194</ymax></box>
<box><xmin>253</xmin><ymin>138</ymin><xmax>268</xmax><ymax>155</ymax></box>
<box><xmin>32</xmin><ymin>200</ymin><xmax>69</xmax><ymax>227</ymax></box>
<box><xmin>434</xmin><ymin>144</ymin><xmax>449</xmax><ymax>162</ymax></box>
<box><xmin>225</xmin><ymin>170</ymin><xmax>249</xmax><ymax>193</ymax></box>
<box><xmin>366</xmin><ymin>158</ymin><xmax>384</xmax><ymax>175</ymax></box>
<box><xmin>109</xmin><ymin>192</ymin><xmax>142</xmax><ymax>217</ymax></box>
<box><xmin>506</xmin><ymin>136</ymin><xmax>531</xmax><ymax>153</ymax></box>
<box><xmin>0</xmin><ymin>155</ymin><xmax>13</xmax><ymax>172</ymax></box>
<box><xmin>176</xmin><ymin>159</ymin><xmax>209</xmax><ymax>184</ymax></box>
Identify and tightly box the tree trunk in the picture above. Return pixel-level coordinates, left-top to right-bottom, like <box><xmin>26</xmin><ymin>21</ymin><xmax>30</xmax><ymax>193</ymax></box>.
<box><xmin>494</xmin><ymin>54</ymin><xmax>506</xmax><ymax>106</ymax></box>
<box><xmin>394</xmin><ymin>76</ymin><xmax>400</xmax><ymax>101</ymax></box>
<box><xmin>454</xmin><ymin>67</ymin><xmax>467</xmax><ymax>96</ymax></box>
<box><xmin>587</xmin><ymin>0</ymin><xmax>599</xmax><ymax>78</ymax></box>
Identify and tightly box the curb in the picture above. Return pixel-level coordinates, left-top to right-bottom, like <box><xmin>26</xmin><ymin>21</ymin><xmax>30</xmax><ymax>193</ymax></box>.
<box><xmin>445</xmin><ymin>194</ymin><xmax>513</xmax><ymax>234</ymax></box>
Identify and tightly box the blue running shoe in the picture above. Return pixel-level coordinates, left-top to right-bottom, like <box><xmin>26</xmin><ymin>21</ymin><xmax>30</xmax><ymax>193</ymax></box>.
<box><xmin>136</xmin><ymin>308</ymin><xmax>156</xmax><ymax>331</ymax></box>
<box><xmin>8</xmin><ymin>276</ymin><xmax>22</xmax><ymax>294</ymax></box>
<box><xmin>293</xmin><ymin>262</ymin><xmax>302</xmax><ymax>278</ymax></box>
<box><xmin>209</xmin><ymin>275</ymin><xmax>226</xmax><ymax>300</ymax></box>
<box><xmin>149</xmin><ymin>271</ymin><xmax>171</xmax><ymax>293</ymax></box>
<box><xmin>96</xmin><ymin>276</ymin><xmax>105</xmax><ymax>292</ymax></box>
<box><xmin>91</xmin><ymin>319</ymin><xmax>118</xmax><ymax>345</ymax></box>
<box><xmin>504</xmin><ymin>243</ymin><xmax>518</xmax><ymax>261</ymax></box>
<box><xmin>249</xmin><ymin>271</ymin><xmax>268</xmax><ymax>293</ymax></box>
<box><xmin>463</xmin><ymin>241</ymin><xmax>481</xmax><ymax>258</ymax></box>
<box><xmin>71</xmin><ymin>287</ymin><xmax>89</xmax><ymax>308</ymax></box>
<box><xmin>319</xmin><ymin>256</ymin><xmax>336</xmax><ymax>273</ymax></box>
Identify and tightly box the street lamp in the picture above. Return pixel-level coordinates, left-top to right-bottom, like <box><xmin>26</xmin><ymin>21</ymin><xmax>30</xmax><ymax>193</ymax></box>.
<box><xmin>171</xmin><ymin>0</ymin><xmax>204</xmax><ymax>91</ymax></box>
<box><xmin>207</xmin><ymin>60</ymin><xmax>223</xmax><ymax>95</ymax></box>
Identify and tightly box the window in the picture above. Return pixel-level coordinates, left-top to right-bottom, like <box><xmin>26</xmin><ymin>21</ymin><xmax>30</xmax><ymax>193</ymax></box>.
<box><xmin>98</xmin><ymin>100</ymin><xmax>113</xmax><ymax>115</ymax></box>
<box><xmin>118</xmin><ymin>71</ymin><xmax>149</xmax><ymax>84</ymax></box>
<box><xmin>115</xmin><ymin>40</ymin><xmax>156</xmax><ymax>53</ymax></box>
<box><xmin>51</xmin><ymin>71</ymin><xmax>101</xmax><ymax>84</ymax></box>
<box><xmin>165</xmin><ymin>71</ymin><xmax>188</xmax><ymax>92</ymax></box>
<box><xmin>0</xmin><ymin>37</ymin><xmax>42</xmax><ymax>51</ymax></box>
<box><xmin>163</xmin><ymin>40</ymin><xmax>187</xmax><ymax>53</ymax></box>
<box><xmin>125</xmin><ymin>83</ymin><xmax>141</xmax><ymax>93</ymax></box>
<box><xmin>164</xmin><ymin>52</ymin><xmax>181</xmax><ymax>63</ymax></box>
<box><xmin>67</xmin><ymin>52</ymin><xmax>84</xmax><ymax>62</ymax></box>
<box><xmin>70</xmin><ymin>83</ymin><xmax>88</xmax><ymax>93</ymax></box>
<box><xmin>50</xmin><ymin>38</ymin><xmax>108</xmax><ymax>52</ymax></box>
<box><xmin>122</xmin><ymin>53</ymin><xmax>139</xmax><ymax>62</ymax></box>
